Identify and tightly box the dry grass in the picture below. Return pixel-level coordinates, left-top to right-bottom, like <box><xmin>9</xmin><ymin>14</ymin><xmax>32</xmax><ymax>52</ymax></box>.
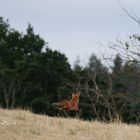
<box><xmin>0</xmin><ymin>108</ymin><xmax>139</xmax><ymax>140</ymax></box>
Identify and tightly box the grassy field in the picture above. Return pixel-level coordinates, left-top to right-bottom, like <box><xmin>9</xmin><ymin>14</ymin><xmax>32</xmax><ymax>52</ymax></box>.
<box><xmin>0</xmin><ymin>108</ymin><xmax>139</xmax><ymax>140</ymax></box>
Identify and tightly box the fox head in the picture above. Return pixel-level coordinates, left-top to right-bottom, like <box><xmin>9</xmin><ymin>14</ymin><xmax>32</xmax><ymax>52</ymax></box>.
<box><xmin>72</xmin><ymin>92</ymin><xmax>80</xmax><ymax>101</ymax></box>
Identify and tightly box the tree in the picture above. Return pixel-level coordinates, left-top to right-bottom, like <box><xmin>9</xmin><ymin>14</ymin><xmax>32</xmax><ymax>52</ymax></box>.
<box><xmin>0</xmin><ymin>17</ymin><xmax>73</xmax><ymax>116</ymax></box>
<box><xmin>112</xmin><ymin>54</ymin><xmax>123</xmax><ymax>74</ymax></box>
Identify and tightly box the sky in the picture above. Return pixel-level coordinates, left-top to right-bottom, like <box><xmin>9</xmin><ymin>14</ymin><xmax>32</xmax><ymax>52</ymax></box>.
<box><xmin>0</xmin><ymin>0</ymin><xmax>140</xmax><ymax>66</ymax></box>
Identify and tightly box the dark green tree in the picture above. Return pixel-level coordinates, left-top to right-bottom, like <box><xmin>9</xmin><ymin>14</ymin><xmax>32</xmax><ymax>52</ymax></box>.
<box><xmin>0</xmin><ymin>17</ymin><xmax>73</xmax><ymax>116</ymax></box>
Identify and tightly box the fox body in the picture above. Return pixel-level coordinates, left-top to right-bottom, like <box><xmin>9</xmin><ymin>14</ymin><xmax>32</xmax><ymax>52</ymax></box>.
<box><xmin>53</xmin><ymin>92</ymin><xmax>80</xmax><ymax>112</ymax></box>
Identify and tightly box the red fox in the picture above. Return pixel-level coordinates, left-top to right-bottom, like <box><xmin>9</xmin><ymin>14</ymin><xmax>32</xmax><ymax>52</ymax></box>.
<box><xmin>53</xmin><ymin>92</ymin><xmax>80</xmax><ymax>112</ymax></box>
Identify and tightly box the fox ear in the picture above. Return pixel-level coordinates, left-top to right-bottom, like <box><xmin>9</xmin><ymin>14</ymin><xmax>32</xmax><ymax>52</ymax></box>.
<box><xmin>72</xmin><ymin>93</ymin><xmax>75</xmax><ymax>96</ymax></box>
<box><xmin>77</xmin><ymin>92</ymin><xmax>80</xmax><ymax>96</ymax></box>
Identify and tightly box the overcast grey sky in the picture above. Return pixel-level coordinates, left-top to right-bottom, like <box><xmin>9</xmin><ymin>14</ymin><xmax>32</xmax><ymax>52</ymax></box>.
<box><xmin>0</xmin><ymin>0</ymin><xmax>140</xmax><ymax>66</ymax></box>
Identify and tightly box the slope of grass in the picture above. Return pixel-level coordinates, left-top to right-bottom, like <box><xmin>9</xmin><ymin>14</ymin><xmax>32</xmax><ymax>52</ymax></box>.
<box><xmin>0</xmin><ymin>108</ymin><xmax>139</xmax><ymax>140</ymax></box>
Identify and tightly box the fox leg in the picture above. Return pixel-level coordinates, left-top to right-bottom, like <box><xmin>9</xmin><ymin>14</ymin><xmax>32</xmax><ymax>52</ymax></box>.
<box><xmin>75</xmin><ymin>109</ymin><xmax>82</xmax><ymax>119</ymax></box>
<box><xmin>56</xmin><ymin>104</ymin><xmax>70</xmax><ymax>111</ymax></box>
<box><xmin>63</xmin><ymin>110</ymin><xmax>68</xmax><ymax>117</ymax></box>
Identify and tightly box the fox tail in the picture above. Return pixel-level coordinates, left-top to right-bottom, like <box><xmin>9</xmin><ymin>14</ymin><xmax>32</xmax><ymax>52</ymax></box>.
<box><xmin>52</xmin><ymin>102</ymin><xmax>58</xmax><ymax>106</ymax></box>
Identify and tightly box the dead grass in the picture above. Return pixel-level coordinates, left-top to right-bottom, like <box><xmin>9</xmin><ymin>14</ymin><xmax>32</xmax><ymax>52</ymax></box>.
<box><xmin>0</xmin><ymin>108</ymin><xmax>139</xmax><ymax>140</ymax></box>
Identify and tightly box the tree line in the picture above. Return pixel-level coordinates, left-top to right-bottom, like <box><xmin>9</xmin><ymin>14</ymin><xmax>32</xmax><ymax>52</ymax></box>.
<box><xmin>0</xmin><ymin>17</ymin><xmax>140</xmax><ymax>123</ymax></box>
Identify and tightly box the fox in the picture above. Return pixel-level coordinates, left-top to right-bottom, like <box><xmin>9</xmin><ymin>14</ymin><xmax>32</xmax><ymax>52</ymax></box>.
<box><xmin>53</xmin><ymin>92</ymin><xmax>80</xmax><ymax>112</ymax></box>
